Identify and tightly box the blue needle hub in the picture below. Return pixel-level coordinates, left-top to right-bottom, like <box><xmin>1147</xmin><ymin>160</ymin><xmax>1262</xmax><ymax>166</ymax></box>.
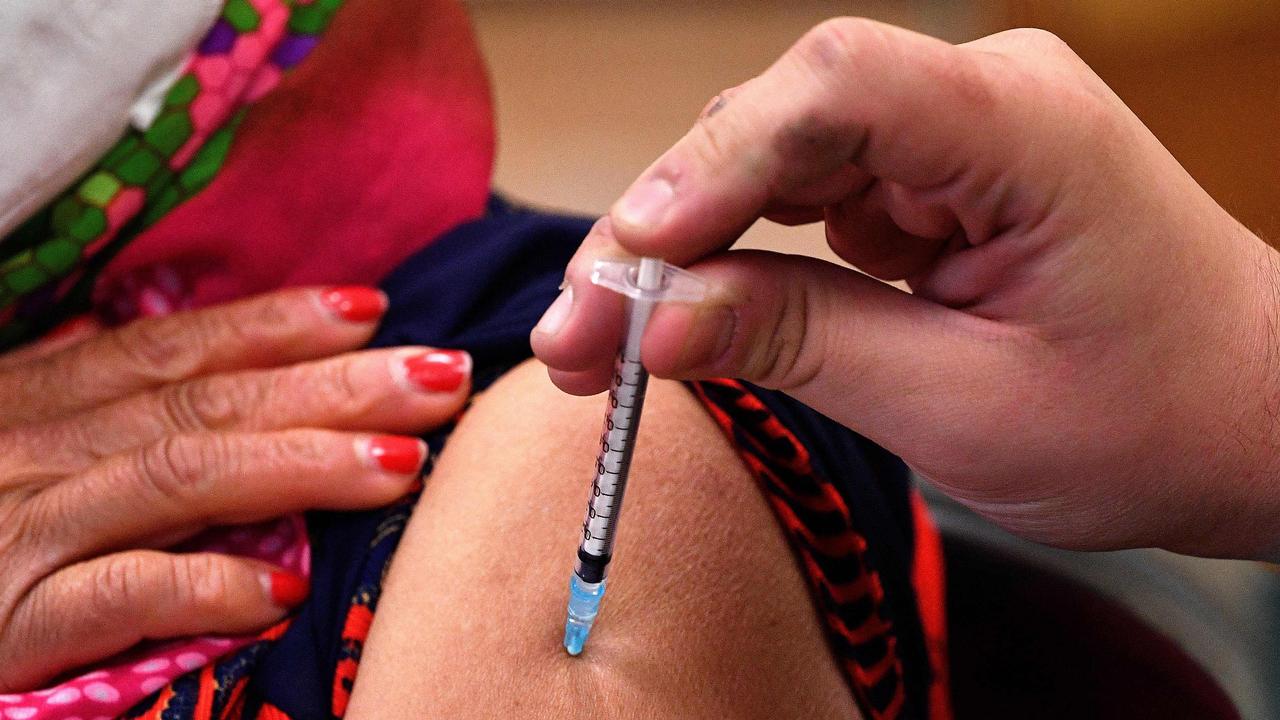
<box><xmin>563</xmin><ymin>575</ymin><xmax>606</xmax><ymax>656</ymax></box>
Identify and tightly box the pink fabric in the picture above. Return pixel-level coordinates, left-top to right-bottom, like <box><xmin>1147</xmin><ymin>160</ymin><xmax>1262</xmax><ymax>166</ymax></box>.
<box><xmin>4</xmin><ymin>518</ymin><xmax>308</xmax><ymax>719</ymax></box>
<box><xmin>94</xmin><ymin>0</ymin><xmax>494</xmax><ymax>314</ymax></box>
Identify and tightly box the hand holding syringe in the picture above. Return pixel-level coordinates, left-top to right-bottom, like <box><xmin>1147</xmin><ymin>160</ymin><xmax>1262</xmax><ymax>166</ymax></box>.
<box><xmin>562</xmin><ymin>257</ymin><xmax>706</xmax><ymax>656</ymax></box>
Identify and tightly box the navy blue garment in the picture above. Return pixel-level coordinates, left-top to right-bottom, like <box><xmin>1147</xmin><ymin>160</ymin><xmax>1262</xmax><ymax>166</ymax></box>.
<box><xmin>239</xmin><ymin>198</ymin><xmax>931</xmax><ymax>719</ymax></box>
<box><xmin>244</xmin><ymin>197</ymin><xmax>590</xmax><ymax>715</ymax></box>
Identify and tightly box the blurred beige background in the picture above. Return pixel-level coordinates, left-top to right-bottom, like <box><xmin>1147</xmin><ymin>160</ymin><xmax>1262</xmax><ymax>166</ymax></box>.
<box><xmin>466</xmin><ymin>1</ymin><xmax>1279</xmax><ymax>258</ymax></box>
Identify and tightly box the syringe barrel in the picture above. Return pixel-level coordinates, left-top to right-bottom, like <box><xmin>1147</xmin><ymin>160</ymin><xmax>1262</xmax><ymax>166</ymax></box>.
<box><xmin>565</xmin><ymin>258</ymin><xmax>706</xmax><ymax>654</ymax></box>
<box><xmin>572</xmin><ymin>260</ymin><xmax>663</xmax><ymax>582</ymax></box>
<box><xmin>574</xmin><ymin>311</ymin><xmax>650</xmax><ymax>581</ymax></box>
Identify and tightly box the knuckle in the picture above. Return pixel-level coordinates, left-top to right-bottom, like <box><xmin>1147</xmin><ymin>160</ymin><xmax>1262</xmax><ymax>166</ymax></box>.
<box><xmin>4</xmin><ymin>585</ymin><xmax>55</xmax><ymax>677</ymax></box>
<box><xmin>221</xmin><ymin>291</ymin><xmax>304</xmax><ymax>352</ymax></box>
<box><xmin>271</xmin><ymin>431</ymin><xmax>327</xmax><ymax>468</ymax></box>
<box><xmin>0</xmin><ymin>495</ymin><xmax>53</xmax><ymax>594</ymax></box>
<box><xmin>696</xmin><ymin>84</ymin><xmax>738</xmax><ymax>122</ymax></box>
<box><xmin>112</xmin><ymin>315</ymin><xmax>207</xmax><ymax>381</ymax></box>
<box><xmin>774</xmin><ymin>19</ymin><xmax>888</xmax><ymax>180</ymax></box>
<box><xmin>983</xmin><ymin>29</ymin><xmax>1095</xmax><ymax>97</ymax></box>
<box><xmin>161</xmin><ymin>378</ymin><xmax>246</xmax><ymax>432</ymax></box>
<box><xmin>768</xmin><ymin>110</ymin><xmax>849</xmax><ymax>190</ymax></box>
<box><xmin>790</xmin><ymin>16</ymin><xmax>902</xmax><ymax>102</ymax></box>
<box><xmin>236</xmin><ymin>292</ymin><xmax>294</xmax><ymax>343</ymax></box>
<box><xmin>746</xmin><ymin>264</ymin><xmax>824</xmax><ymax>391</ymax></box>
<box><xmin>1072</xmin><ymin>84</ymin><xmax>1118</xmax><ymax>135</ymax></box>
<box><xmin>992</xmin><ymin>46</ymin><xmax>1114</xmax><ymax>138</ymax></box>
<box><xmin>173</xmin><ymin>554</ymin><xmax>232</xmax><ymax>611</ymax></box>
<box><xmin>90</xmin><ymin>554</ymin><xmax>148</xmax><ymax>617</ymax></box>
<box><xmin>46</xmin><ymin>415</ymin><xmax>100</xmax><ymax>466</ymax></box>
<box><xmin>9</xmin><ymin>491</ymin><xmax>65</xmax><ymax>570</ymax></box>
<box><xmin>136</xmin><ymin>435</ymin><xmax>228</xmax><ymax>500</ymax></box>
<box><xmin>1011</xmin><ymin>27</ymin><xmax>1077</xmax><ymax>60</ymax></box>
<box><xmin>246</xmin><ymin>291</ymin><xmax>295</xmax><ymax>330</ymax></box>
<box><xmin>687</xmin><ymin>116</ymin><xmax>735</xmax><ymax>172</ymax></box>
<box><xmin>313</xmin><ymin>357</ymin><xmax>369</xmax><ymax>414</ymax></box>
<box><xmin>795</xmin><ymin>17</ymin><xmax>881</xmax><ymax>74</ymax></box>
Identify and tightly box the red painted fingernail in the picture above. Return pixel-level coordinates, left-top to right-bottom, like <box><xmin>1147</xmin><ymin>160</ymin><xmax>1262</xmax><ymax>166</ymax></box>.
<box><xmin>318</xmin><ymin>286</ymin><xmax>387</xmax><ymax>322</ymax></box>
<box><xmin>361</xmin><ymin>435</ymin><xmax>428</xmax><ymax>475</ymax></box>
<box><xmin>46</xmin><ymin>315</ymin><xmax>100</xmax><ymax>340</ymax></box>
<box><xmin>268</xmin><ymin>571</ymin><xmax>310</xmax><ymax>607</ymax></box>
<box><xmin>396</xmin><ymin>350</ymin><xmax>471</xmax><ymax>393</ymax></box>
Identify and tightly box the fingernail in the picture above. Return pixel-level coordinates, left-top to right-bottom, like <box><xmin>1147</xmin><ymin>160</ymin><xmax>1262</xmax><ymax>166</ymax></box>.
<box><xmin>614</xmin><ymin>177</ymin><xmax>675</xmax><ymax>230</ymax></box>
<box><xmin>393</xmin><ymin>349</ymin><xmax>472</xmax><ymax>393</ymax></box>
<box><xmin>358</xmin><ymin>435</ymin><xmax>428</xmax><ymax>474</ymax></box>
<box><xmin>46</xmin><ymin>315</ymin><xmax>99</xmax><ymax>340</ymax></box>
<box><xmin>318</xmin><ymin>286</ymin><xmax>388</xmax><ymax>323</ymax></box>
<box><xmin>534</xmin><ymin>285</ymin><xmax>573</xmax><ymax>337</ymax></box>
<box><xmin>265</xmin><ymin>570</ymin><xmax>310</xmax><ymax>608</ymax></box>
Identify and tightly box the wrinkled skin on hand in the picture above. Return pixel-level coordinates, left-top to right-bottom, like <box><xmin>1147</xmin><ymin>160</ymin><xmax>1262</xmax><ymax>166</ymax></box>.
<box><xmin>0</xmin><ymin>287</ymin><xmax>471</xmax><ymax>691</ymax></box>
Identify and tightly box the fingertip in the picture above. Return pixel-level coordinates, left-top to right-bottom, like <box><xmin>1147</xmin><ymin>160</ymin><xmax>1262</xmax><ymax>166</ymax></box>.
<box><xmin>531</xmin><ymin>281</ymin><xmax>626</xmax><ymax>374</ymax></box>
<box><xmin>263</xmin><ymin>569</ymin><xmax>310</xmax><ymax>608</ymax></box>
<box><xmin>532</xmin><ymin>284</ymin><xmax>574</xmax><ymax>340</ymax></box>
<box><xmin>315</xmin><ymin>285</ymin><xmax>389</xmax><ymax>324</ymax></box>
<box><xmin>47</xmin><ymin>314</ymin><xmax>104</xmax><ymax>342</ymax></box>
<box><xmin>610</xmin><ymin>175</ymin><xmax>677</xmax><ymax>241</ymax></box>
<box><xmin>529</xmin><ymin>322</ymin><xmax>588</xmax><ymax>373</ymax></box>
<box><xmin>547</xmin><ymin>366</ymin><xmax>613</xmax><ymax>397</ymax></box>
<box><xmin>390</xmin><ymin>348</ymin><xmax>472</xmax><ymax>395</ymax></box>
<box><xmin>356</xmin><ymin>434</ymin><xmax>429</xmax><ymax>477</ymax></box>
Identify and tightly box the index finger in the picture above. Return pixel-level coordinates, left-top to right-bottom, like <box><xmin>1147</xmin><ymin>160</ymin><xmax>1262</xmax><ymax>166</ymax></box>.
<box><xmin>0</xmin><ymin>285</ymin><xmax>387</xmax><ymax>426</ymax></box>
<box><xmin>606</xmin><ymin>18</ymin><xmax>1024</xmax><ymax>263</ymax></box>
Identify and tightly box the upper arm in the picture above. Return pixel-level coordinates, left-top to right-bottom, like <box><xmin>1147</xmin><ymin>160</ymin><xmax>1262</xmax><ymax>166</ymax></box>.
<box><xmin>346</xmin><ymin>359</ymin><xmax>859</xmax><ymax>719</ymax></box>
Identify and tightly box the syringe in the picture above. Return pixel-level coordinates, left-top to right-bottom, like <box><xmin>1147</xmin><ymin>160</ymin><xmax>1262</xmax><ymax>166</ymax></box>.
<box><xmin>562</xmin><ymin>256</ymin><xmax>705</xmax><ymax>656</ymax></box>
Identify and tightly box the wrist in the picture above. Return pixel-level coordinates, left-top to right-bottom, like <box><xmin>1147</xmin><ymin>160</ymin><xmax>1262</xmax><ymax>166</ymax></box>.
<box><xmin>1248</xmin><ymin>239</ymin><xmax>1280</xmax><ymax>560</ymax></box>
<box><xmin>1206</xmin><ymin>228</ymin><xmax>1280</xmax><ymax>560</ymax></box>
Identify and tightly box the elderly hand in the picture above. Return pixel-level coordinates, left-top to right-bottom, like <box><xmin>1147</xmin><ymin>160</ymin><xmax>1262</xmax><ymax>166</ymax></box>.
<box><xmin>0</xmin><ymin>286</ymin><xmax>471</xmax><ymax>691</ymax></box>
<box><xmin>532</xmin><ymin>20</ymin><xmax>1280</xmax><ymax>560</ymax></box>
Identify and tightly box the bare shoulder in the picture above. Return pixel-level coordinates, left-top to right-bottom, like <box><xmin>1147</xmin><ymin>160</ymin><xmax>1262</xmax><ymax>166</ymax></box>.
<box><xmin>347</xmin><ymin>359</ymin><xmax>860</xmax><ymax>720</ymax></box>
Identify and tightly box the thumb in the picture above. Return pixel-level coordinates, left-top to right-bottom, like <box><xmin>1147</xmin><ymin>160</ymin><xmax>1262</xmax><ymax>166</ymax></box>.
<box><xmin>639</xmin><ymin>251</ymin><xmax>1038</xmax><ymax>469</ymax></box>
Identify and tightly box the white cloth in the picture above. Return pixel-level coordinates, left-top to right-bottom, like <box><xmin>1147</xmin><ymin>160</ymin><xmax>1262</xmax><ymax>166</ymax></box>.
<box><xmin>0</xmin><ymin>0</ymin><xmax>223</xmax><ymax>239</ymax></box>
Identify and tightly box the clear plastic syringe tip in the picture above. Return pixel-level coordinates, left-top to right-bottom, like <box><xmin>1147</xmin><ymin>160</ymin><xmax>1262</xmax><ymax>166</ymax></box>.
<box><xmin>563</xmin><ymin>575</ymin><xmax>606</xmax><ymax>656</ymax></box>
<box><xmin>590</xmin><ymin>258</ymin><xmax>707</xmax><ymax>302</ymax></box>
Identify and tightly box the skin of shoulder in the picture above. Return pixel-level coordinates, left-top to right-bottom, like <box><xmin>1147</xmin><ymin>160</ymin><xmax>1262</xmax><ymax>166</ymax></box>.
<box><xmin>346</xmin><ymin>359</ymin><xmax>860</xmax><ymax>720</ymax></box>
